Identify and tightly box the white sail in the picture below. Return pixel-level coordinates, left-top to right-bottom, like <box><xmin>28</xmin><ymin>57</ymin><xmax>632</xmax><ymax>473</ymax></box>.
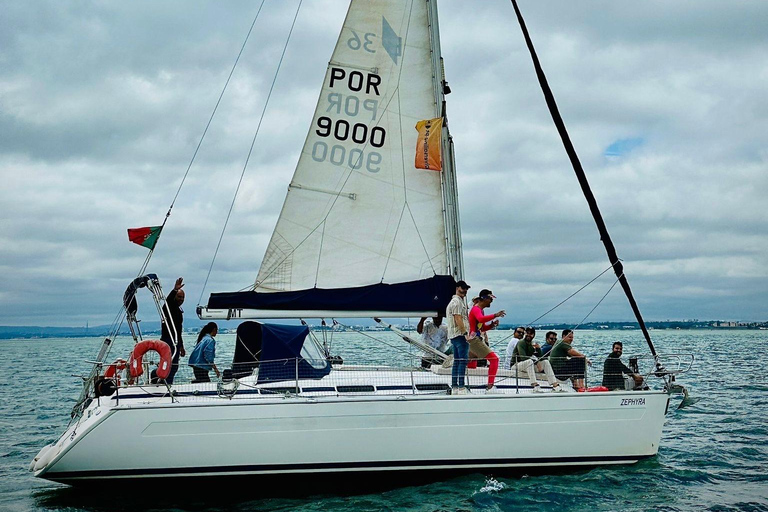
<box><xmin>255</xmin><ymin>0</ymin><xmax>449</xmax><ymax>292</ymax></box>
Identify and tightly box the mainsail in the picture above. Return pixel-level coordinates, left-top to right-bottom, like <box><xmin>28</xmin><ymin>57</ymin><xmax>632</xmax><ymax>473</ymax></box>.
<box><xmin>205</xmin><ymin>0</ymin><xmax>460</xmax><ymax>318</ymax></box>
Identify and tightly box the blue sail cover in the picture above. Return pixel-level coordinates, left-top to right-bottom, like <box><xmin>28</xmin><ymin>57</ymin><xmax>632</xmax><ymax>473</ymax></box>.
<box><xmin>208</xmin><ymin>275</ymin><xmax>457</xmax><ymax>315</ymax></box>
<box><xmin>257</xmin><ymin>323</ymin><xmax>331</xmax><ymax>383</ymax></box>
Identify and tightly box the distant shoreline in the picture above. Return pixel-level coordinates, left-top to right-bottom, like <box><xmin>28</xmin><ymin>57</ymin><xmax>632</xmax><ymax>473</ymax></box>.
<box><xmin>1</xmin><ymin>320</ymin><xmax>766</xmax><ymax>339</ymax></box>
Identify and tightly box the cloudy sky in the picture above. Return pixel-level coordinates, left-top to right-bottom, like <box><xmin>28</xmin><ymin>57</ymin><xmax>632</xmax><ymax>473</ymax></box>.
<box><xmin>1</xmin><ymin>0</ymin><xmax>766</xmax><ymax>327</ymax></box>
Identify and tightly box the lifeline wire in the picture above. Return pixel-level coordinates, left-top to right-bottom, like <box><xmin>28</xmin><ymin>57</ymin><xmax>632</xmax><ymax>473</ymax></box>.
<box><xmin>198</xmin><ymin>0</ymin><xmax>304</xmax><ymax>305</ymax></box>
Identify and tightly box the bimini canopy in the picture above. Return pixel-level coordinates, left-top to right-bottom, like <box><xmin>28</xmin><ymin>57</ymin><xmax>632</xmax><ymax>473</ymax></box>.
<box><xmin>233</xmin><ymin>321</ymin><xmax>331</xmax><ymax>383</ymax></box>
<box><xmin>204</xmin><ymin>275</ymin><xmax>457</xmax><ymax>319</ymax></box>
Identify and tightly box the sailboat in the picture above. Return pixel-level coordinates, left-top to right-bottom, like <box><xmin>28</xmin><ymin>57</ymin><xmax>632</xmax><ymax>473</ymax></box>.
<box><xmin>31</xmin><ymin>0</ymin><xmax>687</xmax><ymax>486</ymax></box>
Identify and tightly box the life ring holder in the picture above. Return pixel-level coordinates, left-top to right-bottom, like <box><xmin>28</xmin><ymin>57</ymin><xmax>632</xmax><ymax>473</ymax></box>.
<box><xmin>128</xmin><ymin>340</ymin><xmax>172</xmax><ymax>381</ymax></box>
<box><xmin>103</xmin><ymin>358</ymin><xmax>128</xmax><ymax>386</ymax></box>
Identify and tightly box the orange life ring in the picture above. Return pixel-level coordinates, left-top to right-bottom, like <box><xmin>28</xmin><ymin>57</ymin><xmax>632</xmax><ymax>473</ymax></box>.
<box><xmin>586</xmin><ymin>386</ymin><xmax>610</xmax><ymax>392</ymax></box>
<box><xmin>129</xmin><ymin>340</ymin><xmax>172</xmax><ymax>380</ymax></box>
<box><xmin>103</xmin><ymin>358</ymin><xmax>128</xmax><ymax>385</ymax></box>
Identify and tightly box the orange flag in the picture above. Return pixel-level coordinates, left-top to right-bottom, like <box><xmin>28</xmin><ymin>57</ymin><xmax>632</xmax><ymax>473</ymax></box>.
<box><xmin>414</xmin><ymin>117</ymin><xmax>443</xmax><ymax>171</ymax></box>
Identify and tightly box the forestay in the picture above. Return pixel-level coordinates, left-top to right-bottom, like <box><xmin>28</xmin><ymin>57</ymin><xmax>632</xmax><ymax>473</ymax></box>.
<box><xmin>255</xmin><ymin>0</ymin><xmax>449</xmax><ymax>293</ymax></box>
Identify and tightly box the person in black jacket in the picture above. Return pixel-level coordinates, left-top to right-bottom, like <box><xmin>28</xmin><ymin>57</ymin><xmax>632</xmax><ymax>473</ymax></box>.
<box><xmin>160</xmin><ymin>277</ymin><xmax>187</xmax><ymax>383</ymax></box>
<box><xmin>602</xmin><ymin>342</ymin><xmax>643</xmax><ymax>390</ymax></box>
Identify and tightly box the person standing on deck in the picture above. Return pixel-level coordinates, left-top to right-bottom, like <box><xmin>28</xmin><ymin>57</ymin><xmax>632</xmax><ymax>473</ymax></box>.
<box><xmin>446</xmin><ymin>280</ymin><xmax>472</xmax><ymax>394</ymax></box>
<box><xmin>467</xmin><ymin>290</ymin><xmax>505</xmax><ymax>392</ymax></box>
<box><xmin>160</xmin><ymin>277</ymin><xmax>186</xmax><ymax>384</ymax></box>
<box><xmin>188</xmin><ymin>322</ymin><xmax>220</xmax><ymax>382</ymax></box>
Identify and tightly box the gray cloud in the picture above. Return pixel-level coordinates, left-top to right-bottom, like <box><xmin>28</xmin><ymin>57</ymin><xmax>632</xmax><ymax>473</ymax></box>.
<box><xmin>1</xmin><ymin>0</ymin><xmax>766</xmax><ymax>326</ymax></box>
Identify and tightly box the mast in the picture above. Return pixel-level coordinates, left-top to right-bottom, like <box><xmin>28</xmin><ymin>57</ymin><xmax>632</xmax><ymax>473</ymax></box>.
<box><xmin>427</xmin><ymin>0</ymin><xmax>464</xmax><ymax>280</ymax></box>
<box><xmin>510</xmin><ymin>0</ymin><xmax>660</xmax><ymax>362</ymax></box>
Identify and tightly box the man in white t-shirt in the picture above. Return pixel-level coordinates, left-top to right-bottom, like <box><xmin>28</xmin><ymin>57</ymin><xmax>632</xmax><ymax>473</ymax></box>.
<box><xmin>417</xmin><ymin>315</ymin><xmax>450</xmax><ymax>368</ymax></box>
<box><xmin>446</xmin><ymin>280</ymin><xmax>472</xmax><ymax>394</ymax></box>
<box><xmin>503</xmin><ymin>327</ymin><xmax>525</xmax><ymax>370</ymax></box>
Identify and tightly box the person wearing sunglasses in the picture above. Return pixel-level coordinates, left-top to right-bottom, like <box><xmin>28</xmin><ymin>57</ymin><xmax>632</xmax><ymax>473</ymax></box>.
<box><xmin>540</xmin><ymin>331</ymin><xmax>558</xmax><ymax>357</ymax></box>
<box><xmin>503</xmin><ymin>327</ymin><xmax>526</xmax><ymax>370</ymax></box>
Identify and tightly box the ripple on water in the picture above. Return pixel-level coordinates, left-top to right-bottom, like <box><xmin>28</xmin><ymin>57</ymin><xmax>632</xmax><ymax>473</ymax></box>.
<box><xmin>2</xmin><ymin>331</ymin><xmax>767</xmax><ymax>512</ymax></box>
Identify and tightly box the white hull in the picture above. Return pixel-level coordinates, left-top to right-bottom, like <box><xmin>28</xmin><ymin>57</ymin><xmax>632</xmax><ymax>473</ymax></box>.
<box><xmin>34</xmin><ymin>370</ymin><xmax>669</xmax><ymax>483</ymax></box>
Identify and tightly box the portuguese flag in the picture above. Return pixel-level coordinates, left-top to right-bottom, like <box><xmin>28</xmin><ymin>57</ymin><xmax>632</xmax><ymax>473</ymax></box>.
<box><xmin>127</xmin><ymin>226</ymin><xmax>162</xmax><ymax>250</ymax></box>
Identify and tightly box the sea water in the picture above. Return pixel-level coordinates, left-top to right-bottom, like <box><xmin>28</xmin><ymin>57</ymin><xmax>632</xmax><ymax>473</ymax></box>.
<box><xmin>1</xmin><ymin>330</ymin><xmax>766</xmax><ymax>511</ymax></box>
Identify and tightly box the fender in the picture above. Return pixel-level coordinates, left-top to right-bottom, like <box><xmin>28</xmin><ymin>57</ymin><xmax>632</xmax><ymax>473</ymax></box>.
<box><xmin>129</xmin><ymin>340</ymin><xmax>172</xmax><ymax>380</ymax></box>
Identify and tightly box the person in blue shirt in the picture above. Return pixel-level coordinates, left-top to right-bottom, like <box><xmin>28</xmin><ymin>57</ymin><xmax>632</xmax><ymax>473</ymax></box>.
<box><xmin>188</xmin><ymin>322</ymin><xmax>220</xmax><ymax>382</ymax></box>
<box><xmin>540</xmin><ymin>331</ymin><xmax>558</xmax><ymax>357</ymax></box>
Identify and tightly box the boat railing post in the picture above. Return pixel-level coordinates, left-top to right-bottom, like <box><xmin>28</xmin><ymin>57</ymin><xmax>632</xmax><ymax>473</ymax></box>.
<box><xmin>410</xmin><ymin>361</ymin><xmax>416</xmax><ymax>395</ymax></box>
<box><xmin>295</xmin><ymin>357</ymin><xmax>299</xmax><ymax>395</ymax></box>
<box><xmin>585</xmin><ymin>357</ymin><xmax>589</xmax><ymax>388</ymax></box>
<box><xmin>515</xmin><ymin>356</ymin><xmax>519</xmax><ymax>394</ymax></box>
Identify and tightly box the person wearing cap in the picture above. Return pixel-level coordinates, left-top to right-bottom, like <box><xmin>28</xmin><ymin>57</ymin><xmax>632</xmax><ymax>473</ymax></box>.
<box><xmin>446</xmin><ymin>280</ymin><xmax>472</xmax><ymax>394</ymax></box>
<box><xmin>467</xmin><ymin>289</ymin><xmax>506</xmax><ymax>393</ymax></box>
<box><xmin>503</xmin><ymin>327</ymin><xmax>525</xmax><ymax>370</ymax></box>
<box><xmin>467</xmin><ymin>297</ymin><xmax>488</xmax><ymax>367</ymax></box>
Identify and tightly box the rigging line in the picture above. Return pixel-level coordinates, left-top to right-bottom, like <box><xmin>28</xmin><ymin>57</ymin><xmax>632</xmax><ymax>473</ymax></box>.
<box><xmin>490</xmin><ymin>263</ymin><xmax>616</xmax><ymax>348</ymax></box>
<box><xmin>139</xmin><ymin>0</ymin><xmax>267</xmax><ymax>276</ymax></box>
<box><xmin>313</xmin><ymin>221</ymin><xmax>326</xmax><ymax>287</ymax></box>
<box><xmin>256</xmin><ymin>2</ymin><xmax>417</xmax><ymax>289</ymax></box>
<box><xmin>406</xmin><ymin>202</ymin><xmax>437</xmax><ymax>274</ymax></box>
<box><xmin>571</xmin><ymin>274</ymin><xmax>621</xmax><ymax>331</ymax></box>
<box><xmin>397</xmin><ymin>88</ymin><xmax>408</xmax><ymax>205</ymax></box>
<box><xmin>335</xmin><ymin>320</ymin><xmax>425</xmax><ymax>360</ymax></box>
<box><xmin>168</xmin><ymin>0</ymin><xmax>266</xmax><ymax>213</ymax></box>
<box><xmin>328</xmin><ymin>319</ymin><xmax>336</xmax><ymax>355</ymax></box>
<box><xmin>377</xmin><ymin>75</ymin><xmax>409</xmax><ymax>280</ymax></box>
<box><xmin>381</xmin><ymin>204</ymin><xmax>408</xmax><ymax>281</ymax></box>
<box><xmin>255</xmin><ymin>82</ymin><xmax>402</xmax><ymax>287</ymax></box>
<box><xmin>396</xmin><ymin>88</ymin><xmax>436</xmax><ymax>275</ymax></box>
<box><xmin>379</xmin><ymin>86</ymin><xmax>408</xmax><ymax>279</ymax></box>
<box><xmin>198</xmin><ymin>0</ymin><xmax>304</xmax><ymax>305</ymax></box>
<box><xmin>509</xmin><ymin>0</ymin><xmax>659</xmax><ymax>362</ymax></box>
<box><xmin>525</xmin><ymin>263</ymin><xmax>616</xmax><ymax>326</ymax></box>
<box><xmin>135</xmin><ymin>249</ymin><xmax>152</xmax><ymax>279</ymax></box>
